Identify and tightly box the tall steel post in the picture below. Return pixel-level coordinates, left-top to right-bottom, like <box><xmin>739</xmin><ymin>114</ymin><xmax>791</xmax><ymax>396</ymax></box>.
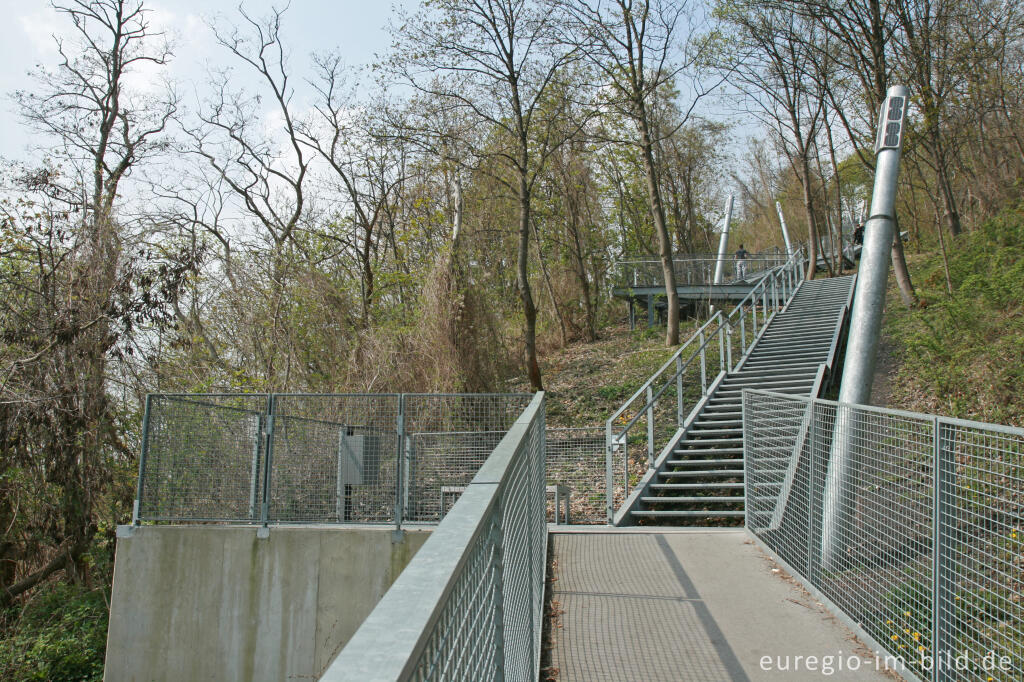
<box><xmin>710</xmin><ymin>195</ymin><xmax>734</xmax><ymax>314</ymax></box>
<box><xmin>712</xmin><ymin>195</ymin><xmax>734</xmax><ymax>285</ymax></box>
<box><xmin>822</xmin><ymin>85</ymin><xmax>909</xmax><ymax>569</ymax></box>
<box><xmin>775</xmin><ymin>201</ymin><xmax>794</xmax><ymax>258</ymax></box>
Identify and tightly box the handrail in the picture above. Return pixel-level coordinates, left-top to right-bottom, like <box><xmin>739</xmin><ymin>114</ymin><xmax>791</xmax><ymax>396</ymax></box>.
<box><xmin>321</xmin><ymin>393</ymin><xmax>546</xmax><ymax>681</ymax></box>
<box><xmin>605</xmin><ymin>248</ymin><xmax>806</xmax><ymax>521</ymax></box>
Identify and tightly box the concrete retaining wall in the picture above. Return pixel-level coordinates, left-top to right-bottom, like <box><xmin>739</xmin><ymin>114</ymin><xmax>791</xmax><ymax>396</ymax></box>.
<box><xmin>103</xmin><ymin>525</ymin><xmax>430</xmax><ymax>681</ymax></box>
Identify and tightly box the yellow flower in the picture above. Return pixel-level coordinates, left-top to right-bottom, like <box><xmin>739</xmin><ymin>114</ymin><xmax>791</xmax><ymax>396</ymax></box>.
<box><xmin>918</xmin><ymin>646</ymin><xmax>925</xmax><ymax>652</ymax></box>
<box><xmin>886</xmin><ymin>619</ymin><xmax>893</xmax><ymax>625</ymax></box>
<box><xmin>891</xmin><ymin>635</ymin><xmax>899</xmax><ymax>641</ymax></box>
<box><xmin>913</xmin><ymin>632</ymin><xmax>921</xmax><ymax>641</ymax></box>
<box><xmin>904</xmin><ymin>610</ymin><xmax>911</xmax><ymax>616</ymax></box>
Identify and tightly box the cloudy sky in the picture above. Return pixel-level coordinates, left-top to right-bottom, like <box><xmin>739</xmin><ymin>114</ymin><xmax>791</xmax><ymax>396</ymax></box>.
<box><xmin>0</xmin><ymin>1</ymin><xmax>415</xmax><ymax>161</ymax></box>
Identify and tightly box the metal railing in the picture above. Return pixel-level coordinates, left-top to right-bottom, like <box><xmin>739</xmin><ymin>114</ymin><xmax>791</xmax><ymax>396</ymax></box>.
<box><xmin>615</xmin><ymin>251</ymin><xmax>788</xmax><ymax>288</ymax></box>
<box><xmin>605</xmin><ymin>248</ymin><xmax>805</xmax><ymax>521</ymax></box>
<box><xmin>133</xmin><ymin>392</ymin><xmax>532</xmax><ymax>528</ymax></box>
<box><xmin>744</xmin><ymin>389</ymin><xmax>1024</xmax><ymax>682</ymax></box>
<box><xmin>321</xmin><ymin>393</ymin><xmax>547</xmax><ymax>681</ymax></box>
<box><xmin>546</xmin><ymin>427</ymin><xmax>607</xmax><ymax>524</ymax></box>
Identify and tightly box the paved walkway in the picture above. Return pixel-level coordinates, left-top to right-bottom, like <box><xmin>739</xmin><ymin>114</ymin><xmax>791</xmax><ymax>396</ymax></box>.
<box><xmin>548</xmin><ymin>530</ymin><xmax>898</xmax><ymax>681</ymax></box>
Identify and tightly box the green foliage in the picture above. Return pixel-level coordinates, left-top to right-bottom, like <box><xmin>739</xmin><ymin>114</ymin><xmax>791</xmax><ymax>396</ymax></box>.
<box><xmin>0</xmin><ymin>582</ymin><xmax>108</xmax><ymax>682</ymax></box>
<box><xmin>884</xmin><ymin>204</ymin><xmax>1024</xmax><ymax>425</ymax></box>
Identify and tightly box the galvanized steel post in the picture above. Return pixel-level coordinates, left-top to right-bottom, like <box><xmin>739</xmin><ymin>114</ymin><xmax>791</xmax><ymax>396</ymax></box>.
<box><xmin>823</xmin><ymin>85</ymin><xmax>909</xmax><ymax>568</ymax></box>
<box><xmin>710</xmin><ymin>195</ymin><xmax>734</xmax><ymax>315</ymax></box>
<box><xmin>132</xmin><ymin>394</ymin><xmax>153</xmax><ymax>525</ymax></box>
<box><xmin>712</xmin><ymin>195</ymin><xmax>734</xmax><ymax>286</ymax></box>
<box><xmin>775</xmin><ymin>201</ymin><xmax>794</xmax><ymax>258</ymax></box>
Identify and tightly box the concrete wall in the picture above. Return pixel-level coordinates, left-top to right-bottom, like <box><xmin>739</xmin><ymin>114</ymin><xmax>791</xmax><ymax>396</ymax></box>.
<box><xmin>104</xmin><ymin>525</ymin><xmax>430</xmax><ymax>682</ymax></box>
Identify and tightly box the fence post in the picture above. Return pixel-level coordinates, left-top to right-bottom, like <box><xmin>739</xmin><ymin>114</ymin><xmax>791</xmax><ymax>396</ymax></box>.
<box><xmin>260</xmin><ymin>394</ymin><xmax>276</xmax><ymax>527</ymax></box>
<box><xmin>726</xmin><ymin>322</ymin><xmax>733</xmax><ymax>371</ymax></box>
<box><xmin>132</xmin><ymin>394</ymin><xmax>153</xmax><ymax>526</ymax></box>
<box><xmin>605</xmin><ymin>421</ymin><xmax>615</xmax><ymax>523</ymax></box>
<box><xmin>394</xmin><ymin>395</ymin><xmax>406</xmax><ymax>531</ymax></box>
<box><xmin>718</xmin><ymin>316</ymin><xmax>726</xmax><ymax>372</ymax></box>
<box><xmin>249</xmin><ymin>412</ymin><xmax>262</xmax><ymax>521</ymax></box>
<box><xmin>932</xmin><ymin>417</ymin><xmax>950</xmax><ymax>682</ymax></box>
<box><xmin>699</xmin><ymin>330</ymin><xmax>708</xmax><ymax>394</ymax></box>
<box><xmin>646</xmin><ymin>385</ymin><xmax>655</xmax><ymax>468</ymax></box>
<box><xmin>676</xmin><ymin>358</ymin><xmax>684</xmax><ymax>426</ymax></box>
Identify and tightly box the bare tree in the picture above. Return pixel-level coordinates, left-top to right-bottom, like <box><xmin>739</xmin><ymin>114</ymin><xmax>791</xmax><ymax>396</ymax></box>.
<box><xmin>720</xmin><ymin>3</ymin><xmax>828</xmax><ymax>279</ymax></box>
<box><xmin>778</xmin><ymin>0</ymin><xmax>917</xmax><ymax>303</ymax></box>
<box><xmin>558</xmin><ymin>0</ymin><xmax>718</xmax><ymax>344</ymax></box>
<box><xmin>3</xmin><ymin>0</ymin><xmax>177</xmax><ymax>601</ymax></box>
<box><xmin>185</xmin><ymin>5</ymin><xmax>310</xmax><ymax>387</ymax></box>
<box><xmin>389</xmin><ymin>0</ymin><xmax>581</xmax><ymax>390</ymax></box>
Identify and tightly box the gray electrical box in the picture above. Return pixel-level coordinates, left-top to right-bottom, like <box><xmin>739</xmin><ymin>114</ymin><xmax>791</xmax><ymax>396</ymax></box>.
<box><xmin>337</xmin><ymin>428</ymin><xmax>382</xmax><ymax>486</ymax></box>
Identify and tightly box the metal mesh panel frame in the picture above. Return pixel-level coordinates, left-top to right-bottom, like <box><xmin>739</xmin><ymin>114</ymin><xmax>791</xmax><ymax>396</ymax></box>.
<box><xmin>546</xmin><ymin>427</ymin><xmax>607</xmax><ymax>524</ymax></box>
<box><xmin>134</xmin><ymin>392</ymin><xmax>533</xmax><ymax>527</ymax></box>
<box><xmin>321</xmin><ymin>393</ymin><xmax>547</xmax><ymax>682</ymax></box>
<box><xmin>744</xmin><ymin>388</ymin><xmax>1024</xmax><ymax>682</ymax></box>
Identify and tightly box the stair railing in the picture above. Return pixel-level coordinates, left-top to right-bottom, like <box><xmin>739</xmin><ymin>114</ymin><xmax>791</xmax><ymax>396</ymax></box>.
<box><xmin>605</xmin><ymin>248</ymin><xmax>806</xmax><ymax>522</ymax></box>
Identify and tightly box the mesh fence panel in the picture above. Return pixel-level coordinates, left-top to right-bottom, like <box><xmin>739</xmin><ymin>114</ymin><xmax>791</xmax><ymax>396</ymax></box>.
<box><xmin>405</xmin><ymin>431</ymin><xmax>504</xmax><ymax>523</ymax></box>
<box><xmin>136</xmin><ymin>393</ymin><xmax>532</xmax><ymax>526</ymax></box>
<box><xmin>268</xmin><ymin>394</ymin><xmax>401</xmax><ymax>524</ymax></box>
<box><xmin>745</xmin><ymin>389</ymin><xmax>1024</xmax><ymax>681</ymax></box>
<box><xmin>546</xmin><ymin>427</ymin><xmax>607</xmax><ymax>524</ymax></box>
<box><xmin>395</xmin><ymin>396</ymin><xmax>547</xmax><ymax>681</ymax></box>
<box><xmin>138</xmin><ymin>394</ymin><xmax>269</xmax><ymax>522</ymax></box>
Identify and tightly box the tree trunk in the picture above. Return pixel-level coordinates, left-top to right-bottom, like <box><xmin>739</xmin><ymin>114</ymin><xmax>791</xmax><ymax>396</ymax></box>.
<box><xmin>890</xmin><ymin>215</ymin><xmax>917</xmax><ymax>306</ymax></box>
<box><xmin>799</xmin><ymin>156</ymin><xmax>819</xmax><ymax>280</ymax></box>
<box><xmin>518</xmin><ymin>180</ymin><xmax>543</xmax><ymax>391</ymax></box>
<box><xmin>533</xmin><ymin>219</ymin><xmax>568</xmax><ymax>347</ymax></box>
<box><xmin>931</xmin><ymin>143</ymin><xmax>963</xmax><ymax>237</ymax></box>
<box><xmin>638</xmin><ymin>117</ymin><xmax>679</xmax><ymax>346</ymax></box>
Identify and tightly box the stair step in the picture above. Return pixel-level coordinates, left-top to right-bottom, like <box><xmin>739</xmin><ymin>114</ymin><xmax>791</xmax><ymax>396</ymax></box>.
<box><xmin>641</xmin><ymin>496</ymin><xmax>745</xmax><ymax>504</ymax></box>
<box><xmin>631</xmin><ymin>510</ymin><xmax>746</xmax><ymax>518</ymax></box>
<box><xmin>666</xmin><ymin>458</ymin><xmax>744</xmax><ymax>467</ymax></box>
<box><xmin>678</xmin><ymin>436</ymin><xmax>743</xmax><ymax>445</ymax></box>
<box><xmin>673</xmin><ymin>446</ymin><xmax>743</xmax><ymax>456</ymax></box>
<box><xmin>650</xmin><ymin>482</ymin><xmax>745</xmax><ymax>490</ymax></box>
<box><xmin>685</xmin><ymin>426</ymin><xmax>742</xmax><ymax>436</ymax></box>
<box><xmin>692</xmin><ymin>419</ymin><xmax>742</xmax><ymax>429</ymax></box>
<box><xmin>660</xmin><ymin>470</ymin><xmax>745</xmax><ymax>478</ymax></box>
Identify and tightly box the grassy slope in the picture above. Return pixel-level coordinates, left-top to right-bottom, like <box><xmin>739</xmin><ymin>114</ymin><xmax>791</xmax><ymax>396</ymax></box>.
<box><xmin>508</xmin><ymin>323</ymin><xmax>692</xmax><ymax>428</ymax></box>
<box><xmin>882</xmin><ymin>204</ymin><xmax>1024</xmax><ymax>427</ymax></box>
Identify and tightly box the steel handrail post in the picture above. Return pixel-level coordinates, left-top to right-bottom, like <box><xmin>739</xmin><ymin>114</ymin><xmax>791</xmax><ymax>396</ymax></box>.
<box><xmin>699</xmin><ymin>329</ymin><xmax>707</xmax><ymax>394</ymax></box>
<box><xmin>646</xmin><ymin>385</ymin><xmax>655</xmax><ymax>468</ymax></box>
<box><xmin>132</xmin><ymin>394</ymin><xmax>153</xmax><ymax>525</ymax></box>
<box><xmin>260</xmin><ymin>394</ymin><xmax>277</xmax><ymax>527</ymax></box>
<box><xmin>605</xmin><ymin>421</ymin><xmax>614</xmax><ymax>522</ymax></box>
<box><xmin>675</xmin><ymin>357</ymin><xmax>684</xmax><ymax>426</ymax></box>
<box><xmin>394</xmin><ymin>394</ymin><xmax>406</xmax><ymax>530</ymax></box>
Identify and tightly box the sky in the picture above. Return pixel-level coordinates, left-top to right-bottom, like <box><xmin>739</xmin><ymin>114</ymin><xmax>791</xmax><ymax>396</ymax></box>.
<box><xmin>0</xmin><ymin>0</ymin><xmax>415</xmax><ymax>161</ymax></box>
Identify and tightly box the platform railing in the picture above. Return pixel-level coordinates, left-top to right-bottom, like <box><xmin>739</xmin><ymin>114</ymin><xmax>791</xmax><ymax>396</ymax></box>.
<box><xmin>320</xmin><ymin>393</ymin><xmax>546</xmax><ymax>681</ymax></box>
<box><xmin>744</xmin><ymin>389</ymin><xmax>1024</xmax><ymax>682</ymax></box>
<box><xmin>132</xmin><ymin>392</ymin><xmax>533</xmax><ymax>529</ymax></box>
<box><xmin>615</xmin><ymin>252</ymin><xmax>788</xmax><ymax>288</ymax></box>
<box><xmin>605</xmin><ymin>248</ymin><xmax>805</xmax><ymax>521</ymax></box>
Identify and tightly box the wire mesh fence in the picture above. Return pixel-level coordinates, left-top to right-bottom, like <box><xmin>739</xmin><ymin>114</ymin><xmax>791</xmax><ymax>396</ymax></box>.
<box><xmin>134</xmin><ymin>393</ymin><xmax>534</xmax><ymax>527</ymax></box>
<box><xmin>615</xmin><ymin>252</ymin><xmax>788</xmax><ymax>287</ymax></box>
<box><xmin>546</xmin><ymin>427</ymin><xmax>608</xmax><ymax>524</ymax></box>
<box><xmin>744</xmin><ymin>389</ymin><xmax>1024</xmax><ymax>682</ymax></box>
<box><xmin>321</xmin><ymin>393</ymin><xmax>547</xmax><ymax>682</ymax></box>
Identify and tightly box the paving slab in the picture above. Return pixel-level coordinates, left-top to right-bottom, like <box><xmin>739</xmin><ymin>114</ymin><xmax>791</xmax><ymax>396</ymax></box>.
<box><xmin>548</xmin><ymin>530</ymin><xmax>900</xmax><ymax>681</ymax></box>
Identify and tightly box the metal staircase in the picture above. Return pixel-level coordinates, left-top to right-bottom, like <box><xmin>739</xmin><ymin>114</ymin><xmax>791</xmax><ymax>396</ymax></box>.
<box><xmin>610</xmin><ymin>271</ymin><xmax>856</xmax><ymax>526</ymax></box>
